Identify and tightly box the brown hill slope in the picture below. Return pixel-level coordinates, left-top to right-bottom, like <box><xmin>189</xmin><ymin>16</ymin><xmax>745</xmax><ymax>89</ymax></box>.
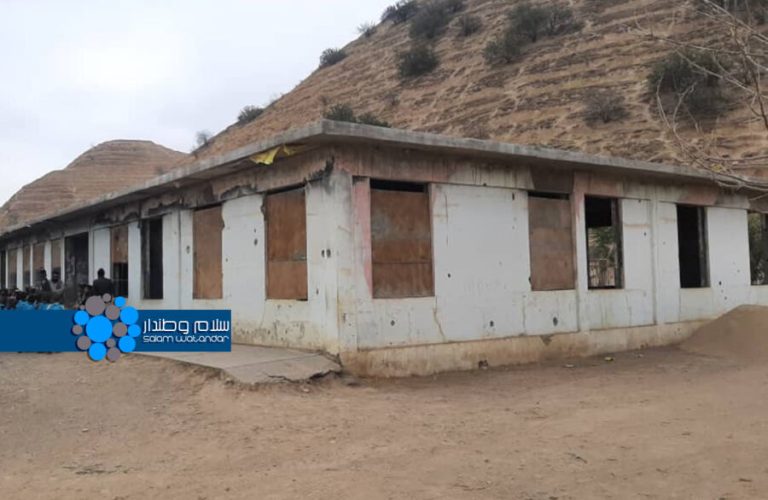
<box><xmin>0</xmin><ymin>140</ymin><xmax>188</xmax><ymax>230</ymax></box>
<box><xmin>196</xmin><ymin>0</ymin><xmax>768</xmax><ymax>167</ymax></box>
<box><xmin>4</xmin><ymin>0</ymin><xmax>763</xmax><ymax>232</ymax></box>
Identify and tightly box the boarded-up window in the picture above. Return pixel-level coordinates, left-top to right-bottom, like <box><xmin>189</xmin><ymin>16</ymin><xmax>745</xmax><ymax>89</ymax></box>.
<box><xmin>33</xmin><ymin>243</ymin><xmax>45</xmax><ymax>287</ymax></box>
<box><xmin>51</xmin><ymin>239</ymin><xmax>62</xmax><ymax>283</ymax></box>
<box><xmin>111</xmin><ymin>225</ymin><xmax>129</xmax><ymax>297</ymax></box>
<box><xmin>528</xmin><ymin>193</ymin><xmax>575</xmax><ymax>291</ymax></box>
<box><xmin>22</xmin><ymin>246</ymin><xmax>31</xmax><ymax>288</ymax></box>
<box><xmin>748</xmin><ymin>212</ymin><xmax>768</xmax><ymax>285</ymax></box>
<box><xmin>370</xmin><ymin>180</ymin><xmax>434</xmax><ymax>298</ymax></box>
<box><xmin>8</xmin><ymin>249</ymin><xmax>17</xmax><ymax>289</ymax></box>
<box><xmin>677</xmin><ymin>205</ymin><xmax>709</xmax><ymax>288</ymax></box>
<box><xmin>585</xmin><ymin>196</ymin><xmax>623</xmax><ymax>289</ymax></box>
<box><xmin>266</xmin><ymin>188</ymin><xmax>308</xmax><ymax>300</ymax></box>
<box><xmin>193</xmin><ymin>205</ymin><xmax>224</xmax><ymax>300</ymax></box>
<box><xmin>0</xmin><ymin>250</ymin><xmax>5</xmax><ymax>289</ymax></box>
<box><xmin>142</xmin><ymin>218</ymin><xmax>164</xmax><ymax>300</ymax></box>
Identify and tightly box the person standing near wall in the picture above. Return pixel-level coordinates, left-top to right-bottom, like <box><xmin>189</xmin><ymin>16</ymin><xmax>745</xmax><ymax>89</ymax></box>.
<box><xmin>50</xmin><ymin>270</ymin><xmax>63</xmax><ymax>293</ymax></box>
<box><xmin>91</xmin><ymin>268</ymin><xmax>114</xmax><ymax>297</ymax></box>
<box><xmin>38</xmin><ymin>269</ymin><xmax>52</xmax><ymax>292</ymax></box>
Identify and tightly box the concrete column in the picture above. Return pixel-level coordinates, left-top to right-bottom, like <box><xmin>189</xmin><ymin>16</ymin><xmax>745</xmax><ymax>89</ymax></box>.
<box><xmin>572</xmin><ymin>175</ymin><xmax>589</xmax><ymax>332</ymax></box>
<box><xmin>163</xmin><ymin>211</ymin><xmax>182</xmax><ymax>309</ymax></box>
<box><xmin>127</xmin><ymin>221</ymin><xmax>142</xmax><ymax>303</ymax></box>
<box><xmin>44</xmin><ymin>241</ymin><xmax>52</xmax><ymax>278</ymax></box>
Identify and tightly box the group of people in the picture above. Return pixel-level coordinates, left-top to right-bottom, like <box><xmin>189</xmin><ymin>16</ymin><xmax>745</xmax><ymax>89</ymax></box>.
<box><xmin>0</xmin><ymin>268</ymin><xmax>114</xmax><ymax>310</ymax></box>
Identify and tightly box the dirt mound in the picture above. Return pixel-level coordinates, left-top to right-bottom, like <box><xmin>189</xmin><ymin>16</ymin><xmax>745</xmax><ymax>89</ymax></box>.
<box><xmin>681</xmin><ymin>305</ymin><xmax>768</xmax><ymax>362</ymax></box>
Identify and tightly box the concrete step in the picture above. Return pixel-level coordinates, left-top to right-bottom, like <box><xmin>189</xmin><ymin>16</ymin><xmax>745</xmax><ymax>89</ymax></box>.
<box><xmin>139</xmin><ymin>344</ymin><xmax>341</xmax><ymax>384</ymax></box>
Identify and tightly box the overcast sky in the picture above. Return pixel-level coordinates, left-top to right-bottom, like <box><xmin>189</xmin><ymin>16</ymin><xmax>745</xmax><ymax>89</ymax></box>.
<box><xmin>0</xmin><ymin>0</ymin><xmax>393</xmax><ymax>205</ymax></box>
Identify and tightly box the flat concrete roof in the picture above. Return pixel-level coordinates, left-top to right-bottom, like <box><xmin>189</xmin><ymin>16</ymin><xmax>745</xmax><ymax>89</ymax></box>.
<box><xmin>2</xmin><ymin>120</ymin><xmax>764</xmax><ymax>240</ymax></box>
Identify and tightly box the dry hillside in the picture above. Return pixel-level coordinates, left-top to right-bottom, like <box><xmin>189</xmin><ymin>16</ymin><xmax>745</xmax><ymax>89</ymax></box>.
<box><xmin>3</xmin><ymin>0</ymin><xmax>765</xmax><ymax>231</ymax></box>
<box><xmin>196</xmin><ymin>0</ymin><xmax>768</xmax><ymax>167</ymax></box>
<box><xmin>0</xmin><ymin>141</ymin><xmax>188</xmax><ymax>230</ymax></box>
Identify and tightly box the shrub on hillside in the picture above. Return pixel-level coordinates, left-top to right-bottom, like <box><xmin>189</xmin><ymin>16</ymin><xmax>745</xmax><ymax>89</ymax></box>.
<box><xmin>442</xmin><ymin>0</ymin><xmax>466</xmax><ymax>14</ymax></box>
<box><xmin>410</xmin><ymin>1</ymin><xmax>453</xmax><ymax>40</ymax></box>
<box><xmin>398</xmin><ymin>44</ymin><xmax>440</xmax><ymax>78</ymax></box>
<box><xmin>319</xmin><ymin>48</ymin><xmax>347</xmax><ymax>68</ymax></box>
<box><xmin>509</xmin><ymin>2</ymin><xmax>581</xmax><ymax>43</ymax></box>
<box><xmin>322</xmin><ymin>105</ymin><xmax>390</xmax><ymax>127</ymax></box>
<box><xmin>382</xmin><ymin>0</ymin><xmax>419</xmax><ymax>24</ymax></box>
<box><xmin>323</xmin><ymin>103</ymin><xmax>357</xmax><ymax>122</ymax></box>
<box><xmin>649</xmin><ymin>50</ymin><xmax>729</xmax><ymax>118</ymax></box>
<box><xmin>358</xmin><ymin>22</ymin><xmax>378</xmax><ymax>38</ymax></box>
<box><xmin>510</xmin><ymin>2</ymin><xmax>549</xmax><ymax>42</ymax></box>
<box><xmin>357</xmin><ymin>113</ymin><xmax>391</xmax><ymax>127</ymax></box>
<box><xmin>457</xmin><ymin>14</ymin><xmax>482</xmax><ymax>37</ymax></box>
<box><xmin>237</xmin><ymin>105</ymin><xmax>264</xmax><ymax>125</ymax></box>
<box><xmin>483</xmin><ymin>29</ymin><xmax>524</xmax><ymax>65</ymax></box>
<box><xmin>544</xmin><ymin>4</ymin><xmax>584</xmax><ymax>36</ymax></box>
<box><xmin>193</xmin><ymin>131</ymin><xmax>212</xmax><ymax>152</ymax></box>
<box><xmin>584</xmin><ymin>90</ymin><xmax>628</xmax><ymax>125</ymax></box>
<box><xmin>483</xmin><ymin>3</ymin><xmax>581</xmax><ymax>67</ymax></box>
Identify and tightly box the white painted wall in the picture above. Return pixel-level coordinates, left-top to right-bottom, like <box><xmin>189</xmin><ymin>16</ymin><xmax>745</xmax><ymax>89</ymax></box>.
<box><xmin>94</xmin><ymin>189</ymin><xmax>344</xmax><ymax>352</ymax></box>
<box><xmin>344</xmin><ymin>183</ymin><xmax>580</xmax><ymax>350</ymax></box>
<box><xmin>6</xmin><ymin>167</ymin><xmax>768</xmax><ymax>357</ymax></box>
<box><xmin>349</xmin><ymin>184</ymin><xmax>545</xmax><ymax>348</ymax></box>
<box><xmin>433</xmin><ymin>185</ymin><xmax>530</xmax><ymax>341</ymax></box>
<box><xmin>707</xmin><ymin>207</ymin><xmax>751</xmax><ymax>311</ymax></box>
<box><xmin>656</xmin><ymin>201</ymin><xmax>681</xmax><ymax>323</ymax></box>
<box><xmin>657</xmin><ymin>203</ymin><xmax>753</xmax><ymax>323</ymax></box>
<box><xmin>341</xmin><ymin>180</ymin><xmax>768</xmax><ymax>350</ymax></box>
<box><xmin>581</xmin><ymin>198</ymin><xmax>655</xmax><ymax>330</ymax></box>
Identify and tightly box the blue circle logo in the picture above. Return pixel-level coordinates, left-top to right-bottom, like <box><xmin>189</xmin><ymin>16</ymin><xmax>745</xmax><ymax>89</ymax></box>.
<box><xmin>72</xmin><ymin>295</ymin><xmax>139</xmax><ymax>362</ymax></box>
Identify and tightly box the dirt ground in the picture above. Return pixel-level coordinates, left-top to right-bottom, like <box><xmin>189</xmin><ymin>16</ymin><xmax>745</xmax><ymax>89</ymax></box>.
<box><xmin>1</xmin><ymin>340</ymin><xmax>767</xmax><ymax>500</ymax></box>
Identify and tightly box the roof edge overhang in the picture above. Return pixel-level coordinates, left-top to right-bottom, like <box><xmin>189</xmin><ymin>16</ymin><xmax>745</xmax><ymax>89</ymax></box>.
<box><xmin>0</xmin><ymin>120</ymin><xmax>759</xmax><ymax>241</ymax></box>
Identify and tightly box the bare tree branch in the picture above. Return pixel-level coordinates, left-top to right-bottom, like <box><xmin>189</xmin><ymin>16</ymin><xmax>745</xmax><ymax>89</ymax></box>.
<box><xmin>636</xmin><ymin>0</ymin><xmax>768</xmax><ymax>191</ymax></box>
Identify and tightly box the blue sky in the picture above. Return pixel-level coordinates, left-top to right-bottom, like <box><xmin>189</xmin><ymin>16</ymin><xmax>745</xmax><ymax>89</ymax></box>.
<box><xmin>0</xmin><ymin>0</ymin><xmax>393</xmax><ymax>204</ymax></box>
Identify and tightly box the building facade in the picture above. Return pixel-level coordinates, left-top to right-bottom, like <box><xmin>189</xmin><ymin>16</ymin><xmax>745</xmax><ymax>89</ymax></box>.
<box><xmin>2</xmin><ymin>122</ymin><xmax>768</xmax><ymax>376</ymax></box>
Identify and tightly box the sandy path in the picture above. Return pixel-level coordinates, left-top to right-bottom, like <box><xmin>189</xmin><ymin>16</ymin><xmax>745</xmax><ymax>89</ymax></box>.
<box><xmin>0</xmin><ymin>347</ymin><xmax>766</xmax><ymax>499</ymax></box>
